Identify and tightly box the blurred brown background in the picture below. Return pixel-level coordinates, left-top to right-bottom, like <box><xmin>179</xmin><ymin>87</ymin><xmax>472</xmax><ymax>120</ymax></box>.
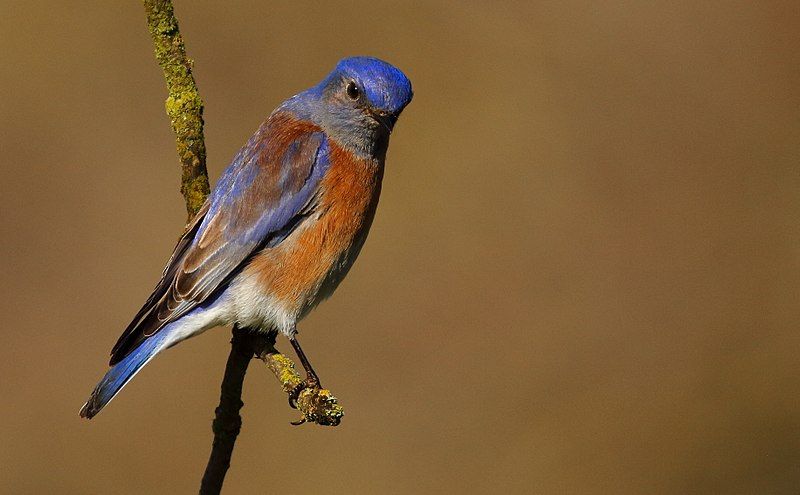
<box><xmin>1</xmin><ymin>1</ymin><xmax>799</xmax><ymax>493</ymax></box>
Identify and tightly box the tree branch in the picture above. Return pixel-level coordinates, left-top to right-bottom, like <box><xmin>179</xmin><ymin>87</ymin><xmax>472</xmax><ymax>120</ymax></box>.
<box><xmin>141</xmin><ymin>1</ymin><xmax>344</xmax><ymax>493</ymax></box>
<box><xmin>255</xmin><ymin>345</ymin><xmax>344</xmax><ymax>427</ymax></box>
<box><xmin>199</xmin><ymin>326</ymin><xmax>261</xmax><ymax>495</ymax></box>
<box><xmin>142</xmin><ymin>0</ymin><xmax>209</xmax><ymax>219</ymax></box>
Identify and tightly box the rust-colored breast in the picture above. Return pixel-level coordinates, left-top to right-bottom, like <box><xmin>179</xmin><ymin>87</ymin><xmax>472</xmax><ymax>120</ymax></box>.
<box><xmin>247</xmin><ymin>140</ymin><xmax>383</xmax><ymax>316</ymax></box>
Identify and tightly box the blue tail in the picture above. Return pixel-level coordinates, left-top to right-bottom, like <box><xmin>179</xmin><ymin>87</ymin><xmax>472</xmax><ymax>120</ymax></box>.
<box><xmin>80</xmin><ymin>332</ymin><xmax>170</xmax><ymax>419</ymax></box>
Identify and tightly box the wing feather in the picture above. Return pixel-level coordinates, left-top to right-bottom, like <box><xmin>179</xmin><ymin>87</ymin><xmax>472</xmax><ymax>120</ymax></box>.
<box><xmin>109</xmin><ymin>114</ymin><xmax>328</xmax><ymax>364</ymax></box>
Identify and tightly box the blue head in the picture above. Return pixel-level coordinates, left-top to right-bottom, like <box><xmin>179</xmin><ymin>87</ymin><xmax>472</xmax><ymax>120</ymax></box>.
<box><xmin>281</xmin><ymin>57</ymin><xmax>413</xmax><ymax>157</ymax></box>
<box><xmin>332</xmin><ymin>57</ymin><xmax>413</xmax><ymax>118</ymax></box>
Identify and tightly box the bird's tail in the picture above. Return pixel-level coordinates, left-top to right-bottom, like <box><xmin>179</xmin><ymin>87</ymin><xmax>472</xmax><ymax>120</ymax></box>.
<box><xmin>79</xmin><ymin>332</ymin><xmax>170</xmax><ymax>419</ymax></box>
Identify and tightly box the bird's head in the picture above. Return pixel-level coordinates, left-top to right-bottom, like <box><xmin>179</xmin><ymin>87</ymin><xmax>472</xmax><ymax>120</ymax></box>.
<box><xmin>284</xmin><ymin>57</ymin><xmax>413</xmax><ymax>157</ymax></box>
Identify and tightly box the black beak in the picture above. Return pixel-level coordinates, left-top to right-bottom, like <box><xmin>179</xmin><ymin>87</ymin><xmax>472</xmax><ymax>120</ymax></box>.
<box><xmin>372</xmin><ymin>111</ymin><xmax>398</xmax><ymax>133</ymax></box>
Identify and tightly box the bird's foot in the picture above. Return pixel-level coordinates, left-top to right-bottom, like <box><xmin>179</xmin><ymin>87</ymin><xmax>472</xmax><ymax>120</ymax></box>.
<box><xmin>288</xmin><ymin>376</ymin><xmax>320</xmax><ymax>410</ymax></box>
<box><xmin>288</xmin><ymin>381</ymin><xmax>343</xmax><ymax>427</ymax></box>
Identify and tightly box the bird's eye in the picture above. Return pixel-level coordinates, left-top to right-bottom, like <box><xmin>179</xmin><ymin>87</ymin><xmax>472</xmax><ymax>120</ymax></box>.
<box><xmin>346</xmin><ymin>81</ymin><xmax>360</xmax><ymax>100</ymax></box>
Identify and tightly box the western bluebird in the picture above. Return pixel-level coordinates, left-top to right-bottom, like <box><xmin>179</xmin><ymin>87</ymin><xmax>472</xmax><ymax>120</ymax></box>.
<box><xmin>80</xmin><ymin>57</ymin><xmax>413</xmax><ymax>418</ymax></box>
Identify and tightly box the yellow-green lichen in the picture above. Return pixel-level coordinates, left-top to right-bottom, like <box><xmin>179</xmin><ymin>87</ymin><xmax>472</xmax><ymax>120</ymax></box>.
<box><xmin>295</xmin><ymin>387</ymin><xmax>344</xmax><ymax>427</ymax></box>
<box><xmin>260</xmin><ymin>352</ymin><xmax>344</xmax><ymax>427</ymax></box>
<box><xmin>143</xmin><ymin>0</ymin><xmax>209</xmax><ymax>220</ymax></box>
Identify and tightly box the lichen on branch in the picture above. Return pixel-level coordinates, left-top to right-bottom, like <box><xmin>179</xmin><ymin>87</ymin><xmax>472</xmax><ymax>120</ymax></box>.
<box><xmin>143</xmin><ymin>0</ymin><xmax>209</xmax><ymax>219</ymax></box>
<box><xmin>258</xmin><ymin>350</ymin><xmax>344</xmax><ymax>426</ymax></box>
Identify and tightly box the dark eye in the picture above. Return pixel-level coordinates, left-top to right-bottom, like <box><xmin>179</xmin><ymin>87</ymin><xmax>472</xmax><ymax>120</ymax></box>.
<box><xmin>346</xmin><ymin>81</ymin><xmax>360</xmax><ymax>100</ymax></box>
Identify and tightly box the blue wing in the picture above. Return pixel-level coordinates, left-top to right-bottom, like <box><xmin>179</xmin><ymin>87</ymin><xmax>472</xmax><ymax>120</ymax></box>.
<box><xmin>109</xmin><ymin>114</ymin><xmax>329</xmax><ymax>364</ymax></box>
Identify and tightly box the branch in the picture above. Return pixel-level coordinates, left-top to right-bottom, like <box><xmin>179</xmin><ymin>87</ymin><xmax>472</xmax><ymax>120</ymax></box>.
<box><xmin>256</xmin><ymin>346</ymin><xmax>344</xmax><ymax>427</ymax></box>
<box><xmin>142</xmin><ymin>0</ymin><xmax>209</xmax><ymax>219</ymax></box>
<box><xmin>199</xmin><ymin>327</ymin><xmax>248</xmax><ymax>493</ymax></box>
<box><xmin>199</xmin><ymin>326</ymin><xmax>260</xmax><ymax>495</ymax></box>
<box><xmin>141</xmin><ymin>1</ymin><xmax>344</xmax><ymax>493</ymax></box>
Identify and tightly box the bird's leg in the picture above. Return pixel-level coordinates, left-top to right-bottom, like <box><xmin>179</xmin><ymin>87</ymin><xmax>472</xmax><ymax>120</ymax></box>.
<box><xmin>290</xmin><ymin>335</ymin><xmax>321</xmax><ymax>386</ymax></box>
<box><xmin>287</xmin><ymin>334</ymin><xmax>321</xmax><ymax>409</ymax></box>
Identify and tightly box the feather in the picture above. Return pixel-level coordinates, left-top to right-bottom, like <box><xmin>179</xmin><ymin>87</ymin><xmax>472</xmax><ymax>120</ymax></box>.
<box><xmin>109</xmin><ymin>113</ymin><xmax>329</xmax><ymax>364</ymax></box>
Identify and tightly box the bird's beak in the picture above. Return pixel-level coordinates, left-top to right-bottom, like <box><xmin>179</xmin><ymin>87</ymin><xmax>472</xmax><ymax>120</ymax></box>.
<box><xmin>371</xmin><ymin>110</ymin><xmax>398</xmax><ymax>133</ymax></box>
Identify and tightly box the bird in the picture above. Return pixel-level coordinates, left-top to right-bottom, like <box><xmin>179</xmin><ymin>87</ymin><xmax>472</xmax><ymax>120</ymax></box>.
<box><xmin>80</xmin><ymin>56</ymin><xmax>413</xmax><ymax>419</ymax></box>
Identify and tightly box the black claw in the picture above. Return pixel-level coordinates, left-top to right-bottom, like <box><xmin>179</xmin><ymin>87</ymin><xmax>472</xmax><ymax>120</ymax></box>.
<box><xmin>286</xmin><ymin>377</ymin><xmax>320</xmax><ymax>410</ymax></box>
<box><xmin>288</xmin><ymin>382</ymin><xmax>307</xmax><ymax>409</ymax></box>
